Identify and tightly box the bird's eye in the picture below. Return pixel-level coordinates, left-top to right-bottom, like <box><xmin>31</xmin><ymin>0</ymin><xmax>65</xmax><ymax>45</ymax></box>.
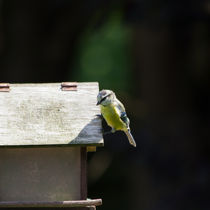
<box><xmin>100</xmin><ymin>97</ymin><xmax>106</xmax><ymax>103</ymax></box>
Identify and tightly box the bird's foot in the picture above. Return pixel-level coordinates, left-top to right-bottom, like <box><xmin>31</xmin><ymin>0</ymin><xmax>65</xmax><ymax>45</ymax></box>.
<box><xmin>95</xmin><ymin>114</ymin><xmax>103</xmax><ymax>119</ymax></box>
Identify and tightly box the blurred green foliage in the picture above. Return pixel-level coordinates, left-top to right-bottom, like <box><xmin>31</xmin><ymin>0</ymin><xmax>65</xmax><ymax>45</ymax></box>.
<box><xmin>72</xmin><ymin>11</ymin><xmax>133</xmax><ymax>92</ymax></box>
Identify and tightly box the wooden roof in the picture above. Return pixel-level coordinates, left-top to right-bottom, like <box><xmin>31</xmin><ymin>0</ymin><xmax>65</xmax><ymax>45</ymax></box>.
<box><xmin>0</xmin><ymin>82</ymin><xmax>103</xmax><ymax>147</ymax></box>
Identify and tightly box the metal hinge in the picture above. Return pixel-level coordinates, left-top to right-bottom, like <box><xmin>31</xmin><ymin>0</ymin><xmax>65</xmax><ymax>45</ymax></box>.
<box><xmin>0</xmin><ymin>83</ymin><xmax>10</xmax><ymax>92</ymax></box>
<box><xmin>61</xmin><ymin>82</ymin><xmax>77</xmax><ymax>91</ymax></box>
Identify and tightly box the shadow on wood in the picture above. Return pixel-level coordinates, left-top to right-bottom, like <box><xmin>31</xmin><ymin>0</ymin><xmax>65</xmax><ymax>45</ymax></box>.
<box><xmin>70</xmin><ymin>116</ymin><xmax>103</xmax><ymax>146</ymax></box>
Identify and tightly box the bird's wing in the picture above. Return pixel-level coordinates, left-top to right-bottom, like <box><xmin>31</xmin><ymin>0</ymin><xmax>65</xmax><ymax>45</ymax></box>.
<box><xmin>115</xmin><ymin>99</ymin><xmax>130</xmax><ymax>128</ymax></box>
<box><xmin>115</xmin><ymin>99</ymin><xmax>125</xmax><ymax>112</ymax></box>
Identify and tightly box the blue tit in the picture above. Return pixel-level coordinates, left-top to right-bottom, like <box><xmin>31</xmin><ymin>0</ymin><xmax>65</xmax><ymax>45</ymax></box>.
<box><xmin>97</xmin><ymin>89</ymin><xmax>136</xmax><ymax>147</ymax></box>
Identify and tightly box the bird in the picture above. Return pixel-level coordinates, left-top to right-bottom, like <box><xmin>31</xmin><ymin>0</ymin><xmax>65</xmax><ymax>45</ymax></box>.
<box><xmin>97</xmin><ymin>89</ymin><xmax>136</xmax><ymax>147</ymax></box>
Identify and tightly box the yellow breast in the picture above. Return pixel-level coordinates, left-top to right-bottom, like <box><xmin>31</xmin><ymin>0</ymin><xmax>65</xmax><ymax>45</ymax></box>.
<box><xmin>100</xmin><ymin>104</ymin><xmax>126</xmax><ymax>131</ymax></box>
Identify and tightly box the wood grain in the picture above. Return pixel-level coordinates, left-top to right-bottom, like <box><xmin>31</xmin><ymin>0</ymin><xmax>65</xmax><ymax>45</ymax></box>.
<box><xmin>0</xmin><ymin>82</ymin><xmax>103</xmax><ymax>146</ymax></box>
<box><xmin>0</xmin><ymin>147</ymin><xmax>81</xmax><ymax>201</ymax></box>
<box><xmin>0</xmin><ymin>199</ymin><xmax>102</xmax><ymax>207</ymax></box>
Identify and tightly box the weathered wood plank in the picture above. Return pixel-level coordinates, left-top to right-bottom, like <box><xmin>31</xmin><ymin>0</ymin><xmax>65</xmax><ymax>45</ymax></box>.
<box><xmin>0</xmin><ymin>82</ymin><xmax>103</xmax><ymax>146</ymax></box>
<box><xmin>0</xmin><ymin>147</ymin><xmax>81</xmax><ymax>201</ymax></box>
<box><xmin>0</xmin><ymin>199</ymin><xmax>102</xmax><ymax>207</ymax></box>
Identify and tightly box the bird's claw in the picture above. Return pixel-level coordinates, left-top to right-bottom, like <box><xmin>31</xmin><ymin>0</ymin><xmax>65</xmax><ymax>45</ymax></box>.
<box><xmin>95</xmin><ymin>114</ymin><xmax>103</xmax><ymax>119</ymax></box>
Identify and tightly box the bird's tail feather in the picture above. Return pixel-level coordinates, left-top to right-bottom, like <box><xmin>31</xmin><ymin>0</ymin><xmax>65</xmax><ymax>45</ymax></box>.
<box><xmin>125</xmin><ymin>130</ymin><xmax>136</xmax><ymax>147</ymax></box>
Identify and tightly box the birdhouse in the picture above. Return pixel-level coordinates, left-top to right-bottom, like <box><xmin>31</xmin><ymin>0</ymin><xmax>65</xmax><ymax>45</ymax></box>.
<box><xmin>0</xmin><ymin>82</ymin><xmax>103</xmax><ymax>209</ymax></box>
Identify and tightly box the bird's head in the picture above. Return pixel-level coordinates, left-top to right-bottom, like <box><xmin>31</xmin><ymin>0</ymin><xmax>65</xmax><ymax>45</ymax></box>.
<box><xmin>97</xmin><ymin>89</ymin><xmax>116</xmax><ymax>106</ymax></box>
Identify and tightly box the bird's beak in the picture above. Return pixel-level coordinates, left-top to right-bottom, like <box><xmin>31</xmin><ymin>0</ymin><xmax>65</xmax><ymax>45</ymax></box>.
<box><xmin>96</xmin><ymin>101</ymin><xmax>100</xmax><ymax>106</ymax></box>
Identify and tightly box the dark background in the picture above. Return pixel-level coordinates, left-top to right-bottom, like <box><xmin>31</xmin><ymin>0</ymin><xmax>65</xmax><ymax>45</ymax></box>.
<box><xmin>1</xmin><ymin>1</ymin><xmax>210</xmax><ymax>210</ymax></box>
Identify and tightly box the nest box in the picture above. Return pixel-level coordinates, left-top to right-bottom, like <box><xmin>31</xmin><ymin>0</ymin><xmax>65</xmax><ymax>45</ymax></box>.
<box><xmin>0</xmin><ymin>82</ymin><xmax>103</xmax><ymax>209</ymax></box>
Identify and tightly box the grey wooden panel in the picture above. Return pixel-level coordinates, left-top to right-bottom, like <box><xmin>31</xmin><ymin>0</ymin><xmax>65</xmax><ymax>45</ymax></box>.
<box><xmin>0</xmin><ymin>147</ymin><xmax>81</xmax><ymax>201</ymax></box>
<box><xmin>0</xmin><ymin>82</ymin><xmax>103</xmax><ymax>146</ymax></box>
